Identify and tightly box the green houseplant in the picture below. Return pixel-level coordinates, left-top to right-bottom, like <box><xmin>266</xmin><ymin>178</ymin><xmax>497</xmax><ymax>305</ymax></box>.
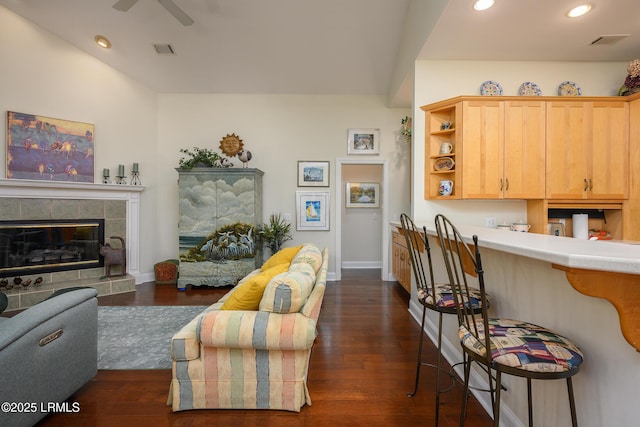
<box><xmin>178</xmin><ymin>147</ymin><xmax>232</xmax><ymax>169</ymax></box>
<box><xmin>259</xmin><ymin>213</ymin><xmax>293</xmax><ymax>253</ymax></box>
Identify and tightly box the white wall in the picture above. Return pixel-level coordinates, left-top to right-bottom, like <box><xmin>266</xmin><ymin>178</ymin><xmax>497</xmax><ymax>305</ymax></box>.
<box><xmin>0</xmin><ymin>6</ymin><xmax>159</xmax><ymax>280</ymax></box>
<box><xmin>156</xmin><ymin>94</ymin><xmax>411</xmax><ymax>276</ymax></box>
<box><xmin>412</xmin><ymin>60</ymin><xmax>629</xmax><ymax>226</ymax></box>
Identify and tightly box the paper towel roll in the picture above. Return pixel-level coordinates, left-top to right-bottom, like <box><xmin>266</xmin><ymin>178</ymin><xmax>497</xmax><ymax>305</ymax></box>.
<box><xmin>572</xmin><ymin>214</ymin><xmax>589</xmax><ymax>240</ymax></box>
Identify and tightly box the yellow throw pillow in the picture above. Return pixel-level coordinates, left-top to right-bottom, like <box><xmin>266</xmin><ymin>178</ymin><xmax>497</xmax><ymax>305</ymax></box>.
<box><xmin>221</xmin><ymin>263</ymin><xmax>289</xmax><ymax>310</ymax></box>
<box><xmin>260</xmin><ymin>245</ymin><xmax>303</xmax><ymax>271</ymax></box>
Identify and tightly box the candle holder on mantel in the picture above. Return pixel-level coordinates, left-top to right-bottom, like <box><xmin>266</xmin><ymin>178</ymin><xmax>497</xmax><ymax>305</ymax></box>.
<box><xmin>102</xmin><ymin>168</ymin><xmax>111</xmax><ymax>184</ymax></box>
<box><xmin>116</xmin><ymin>164</ymin><xmax>127</xmax><ymax>185</ymax></box>
<box><xmin>130</xmin><ymin>163</ymin><xmax>141</xmax><ymax>185</ymax></box>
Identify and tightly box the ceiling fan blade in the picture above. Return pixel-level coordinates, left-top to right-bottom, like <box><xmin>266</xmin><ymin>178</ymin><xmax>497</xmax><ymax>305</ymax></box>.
<box><xmin>112</xmin><ymin>0</ymin><xmax>138</xmax><ymax>12</ymax></box>
<box><xmin>158</xmin><ymin>0</ymin><xmax>194</xmax><ymax>26</ymax></box>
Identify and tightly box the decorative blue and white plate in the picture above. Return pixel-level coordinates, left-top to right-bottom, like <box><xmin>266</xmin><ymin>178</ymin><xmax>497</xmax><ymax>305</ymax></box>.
<box><xmin>480</xmin><ymin>80</ymin><xmax>503</xmax><ymax>96</ymax></box>
<box><xmin>558</xmin><ymin>81</ymin><xmax>581</xmax><ymax>96</ymax></box>
<box><xmin>519</xmin><ymin>81</ymin><xmax>542</xmax><ymax>96</ymax></box>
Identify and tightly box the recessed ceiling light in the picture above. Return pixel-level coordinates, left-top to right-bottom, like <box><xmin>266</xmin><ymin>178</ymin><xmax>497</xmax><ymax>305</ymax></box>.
<box><xmin>95</xmin><ymin>35</ymin><xmax>112</xmax><ymax>49</ymax></box>
<box><xmin>473</xmin><ymin>0</ymin><xmax>495</xmax><ymax>11</ymax></box>
<box><xmin>567</xmin><ymin>4</ymin><xmax>592</xmax><ymax>18</ymax></box>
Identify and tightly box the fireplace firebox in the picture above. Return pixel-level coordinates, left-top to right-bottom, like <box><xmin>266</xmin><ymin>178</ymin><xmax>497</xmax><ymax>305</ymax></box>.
<box><xmin>0</xmin><ymin>219</ymin><xmax>105</xmax><ymax>277</ymax></box>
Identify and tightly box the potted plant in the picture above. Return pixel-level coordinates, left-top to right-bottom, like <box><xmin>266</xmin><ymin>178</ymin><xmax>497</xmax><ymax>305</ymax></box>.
<box><xmin>178</xmin><ymin>147</ymin><xmax>232</xmax><ymax>169</ymax></box>
<box><xmin>259</xmin><ymin>213</ymin><xmax>293</xmax><ymax>253</ymax></box>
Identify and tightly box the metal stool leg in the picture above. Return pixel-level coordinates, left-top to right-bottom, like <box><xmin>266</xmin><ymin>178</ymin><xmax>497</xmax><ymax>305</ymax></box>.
<box><xmin>408</xmin><ymin>305</ymin><xmax>427</xmax><ymax>397</ymax></box>
<box><xmin>459</xmin><ymin>354</ymin><xmax>472</xmax><ymax>427</ymax></box>
<box><xmin>567</xmin><ymin>377</ymin><xmax>578</xmax><ymax>427</ymax></box>
<box><xmin>435</xmin><ymin>311</ymin><xmax>444</xmax><ymax>426</ymax></box>
<box><xmin>527</xmin><ymin>378</ymin><xmax>533</xmax><ymax>427</ymax></box>
<box><xmin>493</xmin><ymin>370</ymin><xmax>502</xmax><ymax>427</ymax></box>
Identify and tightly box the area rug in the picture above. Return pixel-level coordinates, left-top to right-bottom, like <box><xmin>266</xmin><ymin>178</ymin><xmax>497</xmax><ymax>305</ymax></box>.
<box><xmin>97</xmin><ymin>305</ymin><xmax>208</xmax><ymax>370</ymax></box>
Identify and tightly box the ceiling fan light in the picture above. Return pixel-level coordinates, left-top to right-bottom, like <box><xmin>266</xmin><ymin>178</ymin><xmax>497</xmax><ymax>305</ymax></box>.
<box><xmin>95</xmin><ymin>35</ymin><xmax>112</xmax><ymax>49</ymax></box>
<box><xmin>473</xmin><ymin>0</ymin><xmax>494</xmax><ymax>11</ymax></box>
<box><xmin>567</xmin><ymin>4</ymin><xmax>592</xmax><ymax>18</ymax></box>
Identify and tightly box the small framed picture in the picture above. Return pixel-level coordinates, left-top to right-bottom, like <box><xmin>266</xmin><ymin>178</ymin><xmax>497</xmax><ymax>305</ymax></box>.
<box><xmin>296</xmin><ymin>191</ymin><xmax>330</xmax><ymax>231</ymax></box>
<box><xmin>347</xmin><ymin>128</ymin><xmax>380</xmax><ymax>155</ymax></box>
<box><xmin>346</xmin><ymin>182</ymin><xmax>380</xmax><ymax>208</ymax></box>
<box><xmin>297</xmin><ymin>161</ymin><xmax>330</xmax><ymax>187</ymax></box>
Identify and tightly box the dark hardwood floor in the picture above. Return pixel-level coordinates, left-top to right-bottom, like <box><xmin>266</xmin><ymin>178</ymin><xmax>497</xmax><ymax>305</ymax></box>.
<box><xmin>35</xmin><ymin>269</ymin><xmax>493</xmax><ymax>426</ymax></box>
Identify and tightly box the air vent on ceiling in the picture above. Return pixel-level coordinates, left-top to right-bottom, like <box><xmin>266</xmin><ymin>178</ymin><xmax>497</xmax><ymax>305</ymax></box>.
<box><xmin>154</xmin><ymin>43</ymin><xmax>175</xmax><ymax>55</ymax></box>
<box><xmin>590</xmin><ymin>34</ymin><xmax>630</xmax><ymax>45</ymax></box>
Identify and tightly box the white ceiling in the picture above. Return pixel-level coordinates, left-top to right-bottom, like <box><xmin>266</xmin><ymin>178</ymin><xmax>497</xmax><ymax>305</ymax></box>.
<box><xmin>1</xmin><ymin>0</ymin><xmax>638</xmax><ymax>108</ymax></box>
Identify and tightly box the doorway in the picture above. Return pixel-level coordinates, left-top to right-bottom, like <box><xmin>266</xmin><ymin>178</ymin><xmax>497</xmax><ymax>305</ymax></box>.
<box><xmin>335</xmin><ymin>158</ymin><xmax>389</xmax><ymax>281</ymax></box>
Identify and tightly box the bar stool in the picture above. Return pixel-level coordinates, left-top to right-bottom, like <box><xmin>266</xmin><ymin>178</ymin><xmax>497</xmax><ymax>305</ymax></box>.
<box><xmin>400</xmin><ymin>213</ymin><xmax>487</xmax><ymax>426</ymax></box>
<box><xmin>434</xmin><ymin>214</ymin><xmax>584</xmax><ymax>427</ymax></box>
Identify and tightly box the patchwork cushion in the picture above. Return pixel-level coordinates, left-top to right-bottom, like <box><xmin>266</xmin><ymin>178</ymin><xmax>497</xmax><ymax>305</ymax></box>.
<box><xmin>260</xmin><ymin>263</ymin><xmax>316</xmax><ymax>314</ymax></box>
<box><xmin>220</xmin><ymin>263</ymin><xmax>289</xmax><ymax>310</ymax></box>
<box><xmin>289</xmin><ymin>243</ymin><xmax>323</xmax><ymax>274</ymax></box>
<box><xmin>418</xmin><ymin>283</ymin><xmax>487</xmax><ymax>310</ymax></box>
<box><xmin>459</xmin><ymin>318</ymin><xmax>584</xmax><ymax>373</ymax></box>
<box><xmin>261</xmin><ymin>245</ymin><xmax>303</xmax><ymax>271</ymax></box>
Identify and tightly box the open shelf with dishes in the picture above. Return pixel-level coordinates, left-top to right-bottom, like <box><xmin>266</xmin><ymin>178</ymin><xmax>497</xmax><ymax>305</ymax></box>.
<box><xmin>424</xmin><ymin>102</ymin><xmax>461</xmax><ymax>199</ymax></box>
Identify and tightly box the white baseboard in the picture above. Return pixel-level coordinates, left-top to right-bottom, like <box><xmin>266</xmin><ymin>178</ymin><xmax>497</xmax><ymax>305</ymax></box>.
<box><xmin>341</xmin><ymin>261</ymin><xmax>382</xmax><ymax>269</ymax></box>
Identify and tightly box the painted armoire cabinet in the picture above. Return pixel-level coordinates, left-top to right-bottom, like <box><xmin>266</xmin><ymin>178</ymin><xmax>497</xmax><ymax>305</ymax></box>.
<box><xmin>176</xmin><ymin>168</ymin><xmax>264</xmax><ymax>288</ymax></box>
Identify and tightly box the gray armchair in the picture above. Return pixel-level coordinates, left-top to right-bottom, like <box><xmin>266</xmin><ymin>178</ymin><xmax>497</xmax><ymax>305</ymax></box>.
<box><xmin>0</xmin><ymin>287</ymin><xmax>98</xmax><ymax>427</ymax></box>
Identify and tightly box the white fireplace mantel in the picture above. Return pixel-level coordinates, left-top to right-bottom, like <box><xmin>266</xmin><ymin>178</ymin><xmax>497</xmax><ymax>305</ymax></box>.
<box><xmin>0</xmin><ymin>179</ymin><xmax>145</xmax><ymax>282</ymax></box>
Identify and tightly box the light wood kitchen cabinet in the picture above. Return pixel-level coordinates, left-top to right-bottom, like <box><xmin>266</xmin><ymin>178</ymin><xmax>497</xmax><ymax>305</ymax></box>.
<box><xmin>503</xmin><ymin>100</ymin><xmax>546</xmax><ymax>198</ymax></box>
<box><xmin>391</xmin><ymin>229</ymin><xmax>411</xmax><ymax>294</ymax></box>
<box><xmin>623</xmin><ymin>93</ymin><xmax>640</xmax><ymax>241</ymax></box>
<box><xmin>462</xmin><ymin>100</ymin><xmax>545</xmax><ymax>199</ymax></box>
<box><xmin>461</xmin><ymin>100</ymin><xmax>504</xmax><ymax>198</ymax></box>
<box><xmin>546</xmin><ymin>100</ymin><xmax>629</xmax><ymax>200</ymax></box>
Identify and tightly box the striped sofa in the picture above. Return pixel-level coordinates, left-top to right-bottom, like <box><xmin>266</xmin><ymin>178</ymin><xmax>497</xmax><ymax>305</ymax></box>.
<box><xmin>168</xmin><ymin>244</ymin><xmax>328</xmax><ymax>412</ymax></box>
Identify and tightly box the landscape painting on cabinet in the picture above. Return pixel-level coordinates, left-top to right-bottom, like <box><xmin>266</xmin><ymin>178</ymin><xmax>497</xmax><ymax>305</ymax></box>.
<box><xmin>6</xmin><ymin>111</ymin><xmax>94</xmax><ymax>182</ymax></box>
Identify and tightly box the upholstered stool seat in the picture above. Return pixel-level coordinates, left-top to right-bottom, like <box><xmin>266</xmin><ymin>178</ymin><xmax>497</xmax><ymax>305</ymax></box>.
<box><xmin>460</xmin><ymin>319</ymin><xmax>583</xmax><ymax>374</ymax></box>
<box><xmin>419</xmin><ymin>284</ymin><xmax>486</xmax><ymax>311</ymax></box>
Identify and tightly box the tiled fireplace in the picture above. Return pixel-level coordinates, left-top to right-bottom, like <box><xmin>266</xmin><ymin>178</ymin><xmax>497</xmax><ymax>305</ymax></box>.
<box><xmin>0</xmin><ymin>179</ymin><xmax>143</xmax><ymax>311</ymax></box>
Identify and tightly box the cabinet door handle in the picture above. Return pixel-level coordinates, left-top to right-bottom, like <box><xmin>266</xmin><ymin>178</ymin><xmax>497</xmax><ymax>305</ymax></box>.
<box><xmin>499</xmin><ymin>178</ymin><xmax>503</xmax><ymax>191</ymax></box>
<box><xmin>400</xmin><ymin>253</ymin><xmax>405</xmax><ymax>261</ymax></box>
<box><xmin>505</xmin><ymin>178</ymin><xmax>509</xmax><ymax>191</ymax></box>
<box><xmin>584</xmin><ymin>178</ymin><xmax>589</xmax><ymax>191</ymax></box>
<box><xmin>589</xmin><ymin>179</ymin><xmax>593</xmax><ymax>191</ymax></box>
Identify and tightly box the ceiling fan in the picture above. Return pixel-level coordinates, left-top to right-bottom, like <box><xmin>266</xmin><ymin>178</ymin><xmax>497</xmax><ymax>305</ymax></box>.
<box><xmin>113</xmin><ymin>0</ymin><xmax>194</xmax><ymax>26</ymax></box>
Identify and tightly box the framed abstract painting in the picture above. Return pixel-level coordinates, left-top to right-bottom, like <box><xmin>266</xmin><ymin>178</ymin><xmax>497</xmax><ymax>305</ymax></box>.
<box><xmin>6</xmin><ymin>111</ymin><xmax>95</xmax><ymax>182</ymax></box>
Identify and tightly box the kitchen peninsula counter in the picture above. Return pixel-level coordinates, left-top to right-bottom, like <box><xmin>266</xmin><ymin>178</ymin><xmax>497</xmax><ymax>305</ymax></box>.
<box><xmin>421</xmin><ymin>223</ymin><xmax>640</xmax><ymax>275</ymax></box>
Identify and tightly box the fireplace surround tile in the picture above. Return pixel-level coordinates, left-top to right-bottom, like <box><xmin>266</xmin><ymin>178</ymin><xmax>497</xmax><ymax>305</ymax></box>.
<box><xmin>105</xmin><ymin>199</ymin><xmax>126</xmax><ymax>219</ymax></box>
<box><xmin>0</xmin><ymin>199</ymin><xmax>20</xmax><ymax>219</ymax></box>
<box><xmin>79</xmin><ymin>199</ymin><xmax>107</xmax><ymax>218</ymax></box>
<box><xmin>20</xmin><ymin>199</ymin><xmax>53</xmax><ymax>219</ymax></box>
<box><xmin>51</xmin><ymin>199</ymin><xmax>80</xmax><ymax>219</ymax></box>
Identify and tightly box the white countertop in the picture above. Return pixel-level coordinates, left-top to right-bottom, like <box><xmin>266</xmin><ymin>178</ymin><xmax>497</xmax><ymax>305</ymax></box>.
<box><xmin>391</xmin><ymin>221</ymin><xmax>640</xmax><ymax>276</ymax></box>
